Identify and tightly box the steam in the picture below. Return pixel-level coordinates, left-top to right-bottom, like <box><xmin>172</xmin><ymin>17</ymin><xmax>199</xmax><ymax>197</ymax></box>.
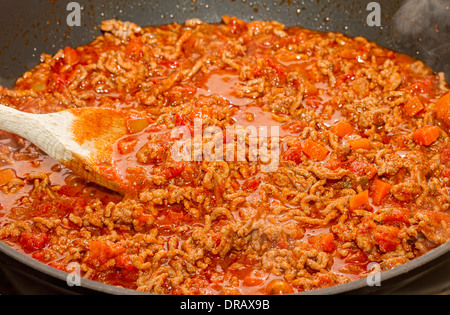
<box><xmin>394</xmin><ymin>0</ymin><xmax>450</xmax><ymax>36</ymax></box>
<box><xmin>393</xmin><ymin>0</ymin><xmax>450</xmax><ymax>76</ymax></box>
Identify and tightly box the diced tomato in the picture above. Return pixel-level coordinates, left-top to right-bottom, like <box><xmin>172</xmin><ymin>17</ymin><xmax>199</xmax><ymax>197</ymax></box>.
<box><xmin>303</xmin><ymin>95</ymin><xmax>323</xmax><ymax>110</ymax></box>
<box><xmin>174</xmin><ymin>113</ymin><xmax>194</xmax><ymax>135</ymax></box>
<box><xmin>50</xmin><ymin>72</ymin><xmax>69</xmax><ymax>88</ymax></box>
<box><xmin>125</xmin><ymin>37</ymin><xmax>143</xmax><ymax>60</ymax></box>
<box><xmin>375</xmin><ymin>225</ymin><xmax>400</xmax><ymax>252</ymax></box>
<box><xmin>308</xmin><ymin>233</ymin><xmax>336</xmax><ymax>253</ymax></box>
<box><xmin>348</xmin><ymin>160</ymin><xmax>375</xmax><ymax>178</ymax></box>
<box><xmin>265</xmin><ymin>57</ymin><xmax>286</xmax><ymax>80</ymax></box>
<box><xmin>441</xmin><ymin>149</ymin><xmax>450</xmax><ymax>165</ymax></box>
<box><xmin>253</xmin><ymin>55</ymin><xmax>287</xmax><ymax>83</ymax></box>
<box><xmin>88</xmin><ymin>240</ymin><xmax>126</xmax><ymax>266</ymax></box>
<box><xmin>158</xmin><ymin>209</ymin><xmax>185</xmax><ymax>229</ymax></box>
<box><xmin>381</xmin><ymin>208</ymin><xmax>410</xmax><ymax>224</ymax></box>
<box><xmin>146</xmin><ymin>124</ymin><xmax>164</xmax><ymax>133</ymax></box>
<box><xmin>116</xmin><ymin>253</ymin><xmax>137</xmax><ymax>272</ymax></box>
<box><xmin>282</xmin><ymin>144</ymin><xmax>303</xmax><ymax>164</ymax></box>
<box><xmin>72</xmin><ymin>197</ymin><xmax>88</xmax><ymax>216</ymax></box>
<box><xmin>57</xmin><ymin>185</ymin><xmax>83</xmax><ymax>198</ymax></box>
<box><xmin>401</xmin><ymin>77</ymin><xmax>434</xmax><ymax>95</ymax></box>
<box><xmin>242</xmin><ymin>179</ymin><xmax>261</xmax><ymax>192</ymax></box>
<box><xmin>48</xmin><ymin>260</ymin><xmax>67</xmax><ymax>271</ymax></box>
<box><xmin>117</xmin><ymin>137</ymin><xmax>139</xmax><ymax>155</ymax></box>
<box><xmin>303</xmin><ymin>80</ymin><xmax>319</xmax><ymax>97</ymax></box>
<box><xmin>417</xmin><ymin>210</ymin><xmax>450</xmax><ymax>226</ymax></box>
<box><xmin>338</xmin><ymin>49</ymin><xmax>358</xmax><ymax>59</ymax></box>
<box><xmin>124</xmin><ymin>166</ymin><xmax>147</xmax><ymax>191</ymax></box>
<box><xmin>19</xmin><ymin>231</ymin><xmax>48</xmax><ymax>252</ymax></box>
<box><xmin>344</xmin><ymin>250</ymin><xmax>368</xmax><ymax>264</ymax></box>
<box><xmin>36</xmin><ymin>198</ymin><xmax>75</xmax><ymax>217</ymax></box>
<box><xmin>326</xmin><ymin>157</ymin><xmax>342</xmax><ymax>171</ymax></box>
<box><xmin>162</xmin><ymin>162</ymin><xmax>185</xmax><ymax>180</ymax></box>
<box><xmin>443</xmin><ymin>168</ymin><xmax>450</xmax><ymax>177</ymax></box>
<box><xmin>281</xmin><ymin>120</ymin><xmax>307</xmax><ymax>134</ymax></box>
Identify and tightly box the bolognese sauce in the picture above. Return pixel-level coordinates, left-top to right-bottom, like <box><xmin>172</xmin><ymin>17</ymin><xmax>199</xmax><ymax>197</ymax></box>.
<box><xmin>0</xmin><ymin>16</ymin><xmax>449</xmax><ymax>294</ymax></box>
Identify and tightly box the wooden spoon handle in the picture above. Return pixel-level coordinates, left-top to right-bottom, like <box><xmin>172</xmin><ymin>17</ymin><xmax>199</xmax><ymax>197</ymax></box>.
<box><xmin>0</xmin><ymin>104</ymin><xmax>81</xmax><ymax>162</ymax></box>
<box><xmin>0</xmin><ymin>104</ymin><xmax>39</xmax><ymax>138</ymax></box>
<box><xmin>0</xmin><ymin>104</ymin><xmax>126</xmax><ymax>193</ymax></box>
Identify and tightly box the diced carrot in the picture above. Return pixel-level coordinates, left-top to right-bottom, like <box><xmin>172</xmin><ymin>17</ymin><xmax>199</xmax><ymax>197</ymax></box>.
<box><xmin>413</xmin><ymin>125</ymin><xmax>440</xmax><ymax>146</ymax></box>
<box><xmin>0</xmin><ymin>169</ymin><xmax>16</xmax><ymax>186</ymax></box>
<box><xmin>436</xmin><ymin>92</ymin><xmax>450</xmax><ymax>127</ymax></box>
<box><xmin>302</xmin><ymin>138</ymin><xmax>329</xmax><ymax>161</ymax></box>
<box><xmin>331</xmin><ymin>121</ymin><xmax>354</xmax><ymax>138</ymax></box>
<box><xmin>403</xmin><ymin>96</ymin><xmax>424</xmax><ymax>117</ymax></box>
<box><xmin>370</xmin><ymin>178</ymin><xmax>392</xmax><ymax>205</ymax></box>
<box><xmin>347</xmin><ymin>138</ymin><xmax>371</xmax><ymax>150</ymax></box>
<box><xmin>349</xmin><ymin>190</ymin><xmax>370</xmax><ymax>211</ymax></box>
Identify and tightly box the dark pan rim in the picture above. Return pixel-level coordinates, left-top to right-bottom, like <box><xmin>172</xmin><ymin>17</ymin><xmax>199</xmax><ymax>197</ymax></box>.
<box><xmin>1</xmin><ymin>240</ymin><xmax>449</xmax><ymax>295</ymax></box>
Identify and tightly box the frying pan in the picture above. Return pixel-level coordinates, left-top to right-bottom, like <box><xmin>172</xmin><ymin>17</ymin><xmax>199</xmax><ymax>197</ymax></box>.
<box><xmin>0</xmin><ymin>0</ymin><xmax>449</xmax><ymax>295</ymax></box>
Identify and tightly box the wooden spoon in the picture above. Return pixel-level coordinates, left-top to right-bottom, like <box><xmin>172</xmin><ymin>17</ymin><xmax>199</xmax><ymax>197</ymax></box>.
<box><xmin>0</xmin><ymin>104</ymin><xmax>150</xmax><ymax>194</ymax></box>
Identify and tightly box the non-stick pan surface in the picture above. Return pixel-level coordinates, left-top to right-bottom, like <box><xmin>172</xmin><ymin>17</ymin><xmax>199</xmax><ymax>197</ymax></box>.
<box><xmin>0</xmin><ymin>0</ymin><xmax>449</xmax><ymax>295</ymax></box>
